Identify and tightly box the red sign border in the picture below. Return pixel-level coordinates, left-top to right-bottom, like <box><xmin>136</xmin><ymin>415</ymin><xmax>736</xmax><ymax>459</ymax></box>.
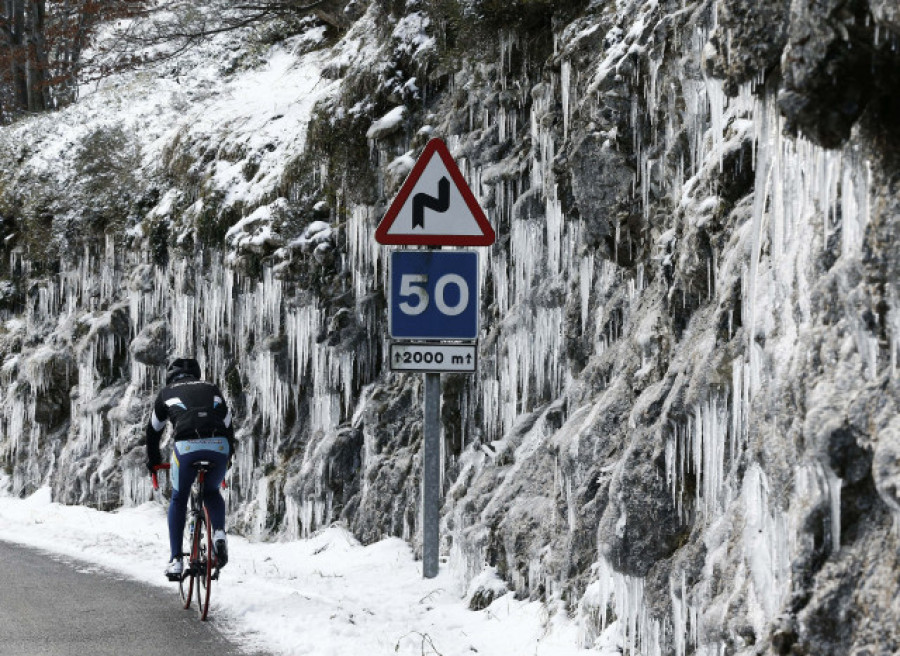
<box><xmin>375</xmin><ymin>138</ymin><xmax>496</xmax><ymax>246</ymax></box>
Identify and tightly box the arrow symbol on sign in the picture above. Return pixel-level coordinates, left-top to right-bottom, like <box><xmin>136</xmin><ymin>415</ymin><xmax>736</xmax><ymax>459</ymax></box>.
<box><xmin>412</xmin><ymin>177</ymin><xmax>450</xmax><ymax>229</ymax></box>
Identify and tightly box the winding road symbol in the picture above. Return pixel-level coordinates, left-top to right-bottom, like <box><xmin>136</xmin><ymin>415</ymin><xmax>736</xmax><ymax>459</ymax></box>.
<box><xmin>374</xmin><ymin>138</ymin><xmax>495</xmax><ymax>246</ymax></box>
<box><xmin>412</xmin><ymin>177</ymin><xmax>450</xmax><ymax>229</ymax></box>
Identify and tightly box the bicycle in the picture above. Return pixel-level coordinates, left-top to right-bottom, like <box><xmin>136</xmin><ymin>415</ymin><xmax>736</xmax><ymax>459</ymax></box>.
<box><xmin>151</xmin><ymin>461</ymin><xmax>224</xmax><ymax>621</ymax></box>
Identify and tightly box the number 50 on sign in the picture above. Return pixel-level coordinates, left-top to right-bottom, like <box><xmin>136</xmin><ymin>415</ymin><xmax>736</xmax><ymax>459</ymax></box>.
<box><xmin>389</xmin><ymin>250</ymin><xmax>479</xmax><ymax>340</ymax></box>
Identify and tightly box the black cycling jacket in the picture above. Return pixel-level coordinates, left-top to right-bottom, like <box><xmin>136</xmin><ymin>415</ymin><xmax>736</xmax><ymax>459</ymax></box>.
<box><xmin>145</xmin><ymin>376</ymin><xmax>235</xmax><ymax>468</ymax></box>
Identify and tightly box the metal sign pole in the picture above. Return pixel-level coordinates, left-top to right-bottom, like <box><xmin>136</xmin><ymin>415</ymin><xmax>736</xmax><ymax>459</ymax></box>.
<box><xmin>423</xmin><ymin>371</ymin><xmax>441</xmax><ymax>578</ymax></box>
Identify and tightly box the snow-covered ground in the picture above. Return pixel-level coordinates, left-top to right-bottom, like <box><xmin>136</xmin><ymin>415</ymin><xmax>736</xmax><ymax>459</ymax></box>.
<box><xmin>0</xmin><ymin>487</ymin><xmax>594</xmax><ymax>655</ymax></box>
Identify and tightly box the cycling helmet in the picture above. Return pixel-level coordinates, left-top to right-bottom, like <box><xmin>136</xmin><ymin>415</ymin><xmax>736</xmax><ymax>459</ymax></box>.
<box><xmin>165</xmin><ymin>357</ymin><xmax>202</xmax><ymax>385</ymax></box>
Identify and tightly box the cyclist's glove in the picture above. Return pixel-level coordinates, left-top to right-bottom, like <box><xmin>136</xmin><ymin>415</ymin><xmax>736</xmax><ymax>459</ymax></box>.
<box><xmin>147</xmin><ymin>460</ymin><xmax>163</xmax><ymax>474</ymax></box>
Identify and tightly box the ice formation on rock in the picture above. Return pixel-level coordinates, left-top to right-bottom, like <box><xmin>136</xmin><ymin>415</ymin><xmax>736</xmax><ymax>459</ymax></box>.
<box><xmin>0</xmin><ymin>0</ymin><xmax>898</xmax><ymax>653</ymax></box>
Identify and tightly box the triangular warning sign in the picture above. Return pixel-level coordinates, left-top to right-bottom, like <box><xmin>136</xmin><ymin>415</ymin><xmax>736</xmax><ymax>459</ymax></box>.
<box><xmin>375</xmin><ymin>138</ymin><xmax>495</xmax><ymax>246</ymax></box>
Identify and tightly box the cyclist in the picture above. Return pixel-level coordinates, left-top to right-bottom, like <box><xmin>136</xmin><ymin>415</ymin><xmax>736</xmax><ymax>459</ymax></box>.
<box><xmin>146</xmin><ymin>357</ymin><xmax>236</xmax><ymax>579</ymax></box>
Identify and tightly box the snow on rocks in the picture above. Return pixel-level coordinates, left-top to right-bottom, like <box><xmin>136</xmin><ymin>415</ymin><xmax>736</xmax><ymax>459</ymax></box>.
<box><xmin>466</xmin><ymin>566</ymin><xmax>510</xmax><ymax>610</ymax></box>
<box><xmin>225</xmin><ymin>202</ymin><xmax>286</xmax><ymax>255</ymax></box>
<box><xmin>391</xmin><ymin>11</ymin><xmax>435</xmax><ymax>59</ymax></box>
<box><xmin>130</xmin><ymin>319</ymin><xmax>168</xmax><ymax>366</ymax></box>
<box><xmin>366</xmin><ymin>105</ymin><xmax>407</xmax><ymax>140</ymax></box>
<box><xmin>288</xmin><ymin>220</ymin><xmax>333</xmax><ymax>252</ymax></box>
<box><xmin>386</xmin><ymin>150</ymin><xmax>416</xmax><ymax>189</ymax></box>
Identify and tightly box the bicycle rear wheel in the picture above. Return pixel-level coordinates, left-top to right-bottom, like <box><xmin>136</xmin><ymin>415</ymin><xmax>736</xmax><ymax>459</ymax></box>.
<box><xmin>180</xmin><ymin>513</ymin><xmax>200</xmax><ymax>609</ymax></box>
<box><xmin>195</xmin><ymin>505</ymin><xmax>213</xmax><ymax>620</ymax></box>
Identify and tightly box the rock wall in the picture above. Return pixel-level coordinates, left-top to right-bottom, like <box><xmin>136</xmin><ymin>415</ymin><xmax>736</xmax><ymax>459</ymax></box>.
<box><xmin>1</xmin><ymin>0</ymin><xmax>898</xmax><ymax>653</ymax></box>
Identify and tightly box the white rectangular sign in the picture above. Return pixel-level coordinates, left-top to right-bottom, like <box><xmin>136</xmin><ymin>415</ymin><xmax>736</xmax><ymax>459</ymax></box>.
<box><xmin>389</xmin><ymin>342</ymin><xmax>477</xmax><ymax>373</ymax></box>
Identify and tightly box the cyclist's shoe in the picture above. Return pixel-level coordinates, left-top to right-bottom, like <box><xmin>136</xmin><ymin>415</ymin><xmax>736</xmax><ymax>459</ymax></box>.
<box><xmin>214</xmin><ymin>530</ymin><xmax>228</xmax><ymax>568</ymax></box>
<box><xmin>165</xmin><ymin>558</ymin><xmax>183</xmax><ymax>581</ymax></box>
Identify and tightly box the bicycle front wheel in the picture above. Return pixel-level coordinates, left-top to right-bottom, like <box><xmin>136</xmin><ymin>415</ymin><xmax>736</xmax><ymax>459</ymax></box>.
<box><xmin>196</xmin><ymin>505</ymin><xmax>213</xmax><ymax>620</ymax></box>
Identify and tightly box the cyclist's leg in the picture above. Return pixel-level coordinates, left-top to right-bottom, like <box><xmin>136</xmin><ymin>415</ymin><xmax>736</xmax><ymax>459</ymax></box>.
<box><xmin>168</xmin><ymin>441</ymin><xmax>198</xmax><ymax>560</ymax></box>
<box><xmin>201</xmin><ymin>456</ymin><xmax>229</xmax><ymax>533</ymax></box>
<box><xmin>184</xmin><ymin>438</ymin><xmax>230</xmax><ymax>532</ymax></box>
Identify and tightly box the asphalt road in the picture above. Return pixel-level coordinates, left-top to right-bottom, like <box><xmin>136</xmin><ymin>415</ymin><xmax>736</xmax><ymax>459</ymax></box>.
<box><xmin>0</xmin><ymin>540</ymin><xmax>267</xmax><ymax>656</ymax></box>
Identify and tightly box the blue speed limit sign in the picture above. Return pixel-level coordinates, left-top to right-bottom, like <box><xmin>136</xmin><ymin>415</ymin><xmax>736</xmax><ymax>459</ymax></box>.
<box><xmin>389</xmin><ymin>250</ymin><xmax>479</xmax><ymax>340</ymax></box>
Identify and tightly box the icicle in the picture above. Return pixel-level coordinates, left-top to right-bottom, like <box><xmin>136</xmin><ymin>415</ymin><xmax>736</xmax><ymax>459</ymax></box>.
<box><xmin>670</xmin><ymin>571</ymin><xmax>694</xmax><ymax>656</ymax></box>
<box><xmin>746</xmin><ymin>95</ymin><xmax>773</xmax><ymax>356</ymax></box>
<box><xmin>741</xmin><ymin>464</ymin><xmax>791</xmax><ymax>621</ymax></box>
<box><xmin>561</xmin><ymin>58</ymin><xmax>571</xmax><ymax>140</ymax></box>
<box><xmin>578</xmin><ymin>557</ymin><xmax>664</xmax><ymax>655</ymax></box>
<box><xmin>580</xmin><ymin>254</ymin><xmax>594</xmax><ymax>333</ymax></box>
<box><xmin>546</xmin><ymin>190</ymin><xmax>563</xmax><ymax>275</ymax></box>
<box><xmin>254</xmin><ymin>476</ymin><xmax>270</xmax><ymax>539</ymax></box>
<box><xmin>668</xmin><ymin>389</ymin><xmax>732</xmax><ymax>523</ymax></box>
<box><xmin>824</xmin><ymin>467</ymin><xmax>842</xmax><ymax>550</ymax></box>
<box><xmin>890</xmin><ymin>288</ymin><xmax>900</xmax><ymax>379</ymax></box>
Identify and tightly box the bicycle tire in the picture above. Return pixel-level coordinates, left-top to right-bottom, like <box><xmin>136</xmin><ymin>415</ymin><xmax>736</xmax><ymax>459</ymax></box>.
<box><xmin>196</xmin><ymin>505</ymin><xmax>213</xmax><ymax>620</ymax></box>
<box><xmin>181</xmin><ymin>511</ymin><xmax>200</xmax><ymax>609</ymax></box>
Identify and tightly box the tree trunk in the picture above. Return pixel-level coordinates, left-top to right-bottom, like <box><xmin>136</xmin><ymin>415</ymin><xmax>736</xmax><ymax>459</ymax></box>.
<box><xmin>63</xmin><ymin>0</ymin><xmax>92</xmax><ymax>106</ymax></box>
<box><xmin>25</xmin><ymin>0</ymin><xmax>48</xmax><ymax>111</ymax></box>
<box><xmin>10</xmin><ymin>0</ymin><xmax>28</xmax><ymax>109</ymax></box>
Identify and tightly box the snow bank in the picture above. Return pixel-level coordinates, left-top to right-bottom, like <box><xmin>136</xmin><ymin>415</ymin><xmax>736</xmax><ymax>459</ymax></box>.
<box><xmin>0</xmin><ymin>490</ymin><xmax>589</xmax><ymax>656</ymax></box>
